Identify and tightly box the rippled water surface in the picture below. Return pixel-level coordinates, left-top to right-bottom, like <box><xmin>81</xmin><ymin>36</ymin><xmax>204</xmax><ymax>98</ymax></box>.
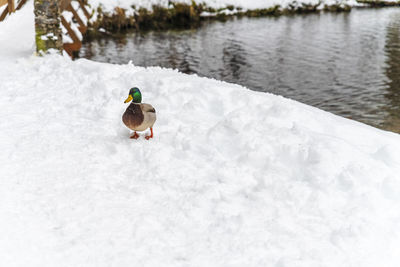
<box><xmin>80</xmin><ymin>8</ymin><xmax>400</xmax><ymax>132</ymax></box>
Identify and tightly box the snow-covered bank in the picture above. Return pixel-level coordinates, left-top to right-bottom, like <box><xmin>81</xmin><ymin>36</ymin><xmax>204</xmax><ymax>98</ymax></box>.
<box><xmin>89</xmin><ymin>0</ymin><xmax>399</xmax><ymax>15</ymax></box>
<box><xmin>90</xmin><ymin>0</ymin><xmax>360</xmax><ymax>13</ymax></box>
<box><xmin>87</xmin><ymin>0</ymin><xmax>400</xmax><ymax>31</ymax></box>
<box><xmin>2</xmin><ymin>54</ymin><xmax>400</xmax><ymax>266</ymax></box>
<box><xmin>0</xmin><ymin>2</ymin><xmax>34</xmax><ymax>60</ymax></box>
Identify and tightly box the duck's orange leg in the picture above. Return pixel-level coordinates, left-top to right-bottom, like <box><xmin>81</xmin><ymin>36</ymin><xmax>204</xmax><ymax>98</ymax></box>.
<box><xmin>130</xmin><ymin>131</ymin><xmax>139</xmax><ymax>139</ymax></box>
<box><xmin>145</xmin><ymin>128</ymin><xmax>154</xmax><ymax>140</ymax></box>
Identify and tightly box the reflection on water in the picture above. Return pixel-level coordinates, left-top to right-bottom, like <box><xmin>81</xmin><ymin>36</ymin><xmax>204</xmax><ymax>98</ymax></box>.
<box><xmin>384</xmin><ymin>15</ymin><xmax>400</xmax><ymax>132</ymax></box>
<box><xmin>80</xmin><ymin>8</ymin><xmax>400</xmax><ymax>132</ymax></box>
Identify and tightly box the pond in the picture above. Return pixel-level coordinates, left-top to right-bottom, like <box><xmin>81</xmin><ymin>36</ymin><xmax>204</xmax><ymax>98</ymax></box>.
<box><xmin>80</xmin><ymin>8</ymin><xmax>400</xmax><ymax>133</ymax></box>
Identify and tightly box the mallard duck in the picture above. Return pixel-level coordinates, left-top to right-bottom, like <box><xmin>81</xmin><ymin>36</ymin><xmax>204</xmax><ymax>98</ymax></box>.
<box><xmin>122</xmin><ymin>87</ymin><xmax>156</xmax><ymax>140</ymax></box>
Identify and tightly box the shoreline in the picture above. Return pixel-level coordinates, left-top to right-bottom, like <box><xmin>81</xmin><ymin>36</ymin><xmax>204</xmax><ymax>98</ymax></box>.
<box><xmin>87</xmin><ymin>1</ymin><xmax>400</xmax><ymax>33</ymax></box>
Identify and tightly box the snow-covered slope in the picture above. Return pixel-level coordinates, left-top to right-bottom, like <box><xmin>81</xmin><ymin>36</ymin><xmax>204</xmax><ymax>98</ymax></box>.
<box><xmin>1</xmin><ymin>54</ymin><xmax>400</xmax><ymax>267</ymax></box>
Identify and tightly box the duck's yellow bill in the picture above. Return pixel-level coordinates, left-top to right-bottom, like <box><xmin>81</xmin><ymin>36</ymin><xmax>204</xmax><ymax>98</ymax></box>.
<box><xmin>124</xmin><ymin>95</ymin><xmax>133</xmax><ymax>103</ymax></box>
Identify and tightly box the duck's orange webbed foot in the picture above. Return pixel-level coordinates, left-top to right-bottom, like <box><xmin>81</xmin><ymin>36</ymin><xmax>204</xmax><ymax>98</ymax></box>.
<box><xmin>130</xmin><ymin>132</ymin><xmax>139</xmax><ymax>139</ymax></box>
<box><xmin>145</xmin><ymin>128</ymin><xmax>154</xmax><ymax>140</ymax></box>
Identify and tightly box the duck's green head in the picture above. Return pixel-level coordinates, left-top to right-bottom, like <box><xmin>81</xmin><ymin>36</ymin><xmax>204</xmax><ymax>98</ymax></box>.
<box><xmin>124</xmin><ymin>87</ymin><xmax>142</xmax><ymax>103</ymax></box>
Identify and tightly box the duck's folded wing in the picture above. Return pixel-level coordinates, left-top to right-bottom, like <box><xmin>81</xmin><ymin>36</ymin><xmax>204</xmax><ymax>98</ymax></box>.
<box><xmin>142</xmin><ymin>104</ymin><xmax>156</xmax><ymax>113</ymax></box>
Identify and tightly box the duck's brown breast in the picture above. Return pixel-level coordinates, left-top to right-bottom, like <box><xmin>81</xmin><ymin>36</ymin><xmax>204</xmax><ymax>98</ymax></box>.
<box><xmin>122</xmin><ymin>103</ymin><xmax>144</xmax><ymax>130</ymax></box>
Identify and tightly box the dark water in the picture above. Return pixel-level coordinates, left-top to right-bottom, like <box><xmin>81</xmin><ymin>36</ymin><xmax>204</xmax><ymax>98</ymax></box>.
<box><xmin>80</xmin><ymin>8</ymin><xmax>400</xmax><ymax>132</ymax></box>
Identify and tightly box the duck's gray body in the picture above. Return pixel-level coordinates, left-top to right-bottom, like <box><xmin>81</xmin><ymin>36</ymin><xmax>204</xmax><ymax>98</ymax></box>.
<box><xmin>122</xmin><ymin>103</ymin><xmax>156</xmax><ymax>132</ymax></box>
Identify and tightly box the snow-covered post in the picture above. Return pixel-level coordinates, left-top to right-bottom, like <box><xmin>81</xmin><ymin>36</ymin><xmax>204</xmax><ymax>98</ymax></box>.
<box><xmin>34</xmin><ymin>0</ymin><xmax>63</xmax><ymax>54</ymax></box>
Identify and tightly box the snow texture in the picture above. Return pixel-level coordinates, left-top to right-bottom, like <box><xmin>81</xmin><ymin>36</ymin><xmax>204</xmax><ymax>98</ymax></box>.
<box><xmin>2</xmin><ymin>53</ymin><xmax>400</xmax><ymax>267</ymax></box>
<box><xmin>2</xmin><ymin>1</ymin><xmax>400</xmax><ymax>267</ymax></box>
<box><xmin>0</xmin><ymin>2</ymin><xmax>34</xmax><ymax>59</ymax></box>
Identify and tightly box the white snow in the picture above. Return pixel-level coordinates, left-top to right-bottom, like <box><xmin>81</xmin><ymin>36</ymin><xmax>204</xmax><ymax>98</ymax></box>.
<box><xmin>0</xmin><ymin>1</ymin><xmax>34</xmax><ymax>60</ymax></box>
<box><xmin>3</xmin><ymin>53</ymin><xmax>400</xmax><ymax>267</ymax></box>
<box><xmin>2</xmin><ymin>1</ymin><xmax>400</xmax><ymax>267</ymax></box>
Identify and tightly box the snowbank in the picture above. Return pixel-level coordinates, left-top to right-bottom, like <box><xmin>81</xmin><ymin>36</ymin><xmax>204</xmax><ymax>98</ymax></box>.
<box><xmin>2</xmin><ymin>54</ymin><xmax>400</xmax><ymax>266</ymax></box>
<box><xmin>0</xmin><ymin>2</ymin><xmax>34</xmax><ymax>60</ymax></box>
<box><xmin>2</xmin><ymin>2</ymin><xmax>400</xmax><ymax>267</ymax></box>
